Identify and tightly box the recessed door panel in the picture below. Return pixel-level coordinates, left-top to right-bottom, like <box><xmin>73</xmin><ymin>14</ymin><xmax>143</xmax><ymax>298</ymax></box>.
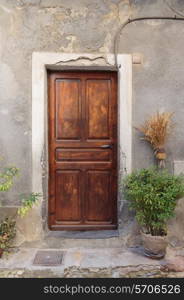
<box><xmin>56</xmin><ymin>148</ymin><xmax>111</xmax><ymax>162</ymax></box>
<box><xmin>86</xmin><ymin>80</ymin><xmax>110</xmax><ymax>140</ymax></box>
<box><xmin>86</xmin><ymin>171</ymin><xmax>112</xmax><ymax>222</ymax></box>
<box><xmin>55</xmin><ymin>170</ymin><xmax>82</xmax><ymax>223</ymax></box>
<box><xmin>55</xmin><ymin>79</ymin><xmax>81</xmax><ymax>140</ymax></box>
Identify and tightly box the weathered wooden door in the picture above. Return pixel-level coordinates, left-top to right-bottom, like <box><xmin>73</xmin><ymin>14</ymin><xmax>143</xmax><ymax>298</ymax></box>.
<box><xmin>48</xmin><ymin>71</ymin><xmax>117</xmax><ymax>230</ymax></box>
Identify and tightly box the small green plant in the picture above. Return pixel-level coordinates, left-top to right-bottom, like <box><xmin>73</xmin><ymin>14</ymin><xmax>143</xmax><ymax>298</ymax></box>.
<box><xmin>0</xmin><ymin>167</ymin><xmax>19</xmax><ymax>192</ymax></box>
<box><xmin>0</xmin><ymin>217</ymin><xmax>16</xmax><ymax>250</ymax></box>
<box><xmin>0</xmin><ymin>162</ymin><xmax>41</xmax><ymax>254</ymax></box>
<box><xmin>18</xmin><ymin>193</ymin><xmax>42</xmax><ymax>217</ymax></box>
<box><xmin>122</xmin><ymin>168</ymin><xmax>184</xmax><ymax>236</ymax></box>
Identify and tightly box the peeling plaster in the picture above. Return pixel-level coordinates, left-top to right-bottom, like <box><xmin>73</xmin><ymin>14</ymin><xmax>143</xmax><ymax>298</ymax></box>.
<box><xmin>59</xmin><ymin>35</ymin><xmax>78</xmax><ymax>53</ymax></box>
<box><xmin>118</xmin><ymin>0</ymin><xmax>132</xmax><ymax>22</ymax></box>
<box><xmin>0</xmin><ymin>5</ymin><xmax>12</xmax><ymax>13</ymax></box>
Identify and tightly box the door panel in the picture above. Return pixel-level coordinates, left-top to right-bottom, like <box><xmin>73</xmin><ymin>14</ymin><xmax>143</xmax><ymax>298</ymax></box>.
<box><xmin>55</xmin><ymin>170</ymin><xmax>81</xmax><ymax>223</ymax></box>
<box><xmin>86</xmin><ymin>80</ymin><xmax>110</xmax><ymax>139</ymax></box>
<box><xmin>56</xmin><ymin>79</ymin><xmax>81</xmax><ymax>140</ymax></box>
<box><xmin>48</xmin><ymin>71</ymin><xmax>117</xmax><ymax>230</ymax></box>
<box><xmin>86</xmin><ymin>171</ymin><xmax>112</xmax><ymax>222</ymax></box>
<box><xmin>56</xmin><ymin>148</ymin><xmax>111</xmax><ymax>162</ymax></box>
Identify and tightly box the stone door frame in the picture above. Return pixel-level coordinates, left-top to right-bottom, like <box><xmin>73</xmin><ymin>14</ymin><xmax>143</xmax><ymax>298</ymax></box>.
<box><xmin>31</xmin><ymin>52</ymin><xmax>132</xmax><ymax>238</ymax></box>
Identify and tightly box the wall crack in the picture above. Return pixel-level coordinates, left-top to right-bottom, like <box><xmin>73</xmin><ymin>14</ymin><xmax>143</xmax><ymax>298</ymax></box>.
<box><xmin>54</xmin><ymin>55</ymin><xmax>114</xmax><ymax>66</ymax></box>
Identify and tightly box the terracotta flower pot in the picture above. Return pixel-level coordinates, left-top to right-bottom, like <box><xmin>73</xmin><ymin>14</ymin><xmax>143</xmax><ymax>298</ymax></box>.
<box><xmin>141</xmin><ymin>232</ymin><xmax>168</xmax><ymax>259</ymax></box>
<box><xmin>0</xmin><ymin>248</ymin><xmax>3</xmax><ymax>258</ymax></box>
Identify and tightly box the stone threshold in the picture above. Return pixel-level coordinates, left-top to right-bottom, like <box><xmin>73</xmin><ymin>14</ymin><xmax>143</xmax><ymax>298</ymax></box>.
<box><xmin>18</xmin><ymin>234</ymin><xmax>125</xmax><ymax>249</ymax></box>
<box><xmin>46</xmin><ymin>230</ymin><xmax>120</xmax><ymax>239</ymax></box>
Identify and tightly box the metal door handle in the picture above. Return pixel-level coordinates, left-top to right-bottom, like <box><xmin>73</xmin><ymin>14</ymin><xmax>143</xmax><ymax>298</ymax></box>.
<box><xmin>101</xmin><ymin>144</ymin><xmax>112</xmax><ymax>149</ymax></box>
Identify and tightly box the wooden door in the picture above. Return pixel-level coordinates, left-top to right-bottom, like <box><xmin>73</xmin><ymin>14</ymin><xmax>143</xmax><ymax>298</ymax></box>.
<box><xmin>48</xmin><ymin>71</ymin><xmax>117</xmax><ymax>230</ymax></box>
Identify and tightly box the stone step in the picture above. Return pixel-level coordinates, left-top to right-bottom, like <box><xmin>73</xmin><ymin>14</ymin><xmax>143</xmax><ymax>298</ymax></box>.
<box><xmin>0</xmin><ymin>247</ymin><xmax>184</xmax><ymax>278</ymax></box>
<box><xmin>0</xmin><ymin>247</ymin><xmax>162</xmax><ymax>278</ymax></box>
<box><xmin>19</xmin><ymin>229</ymin><xmax>140</xmax><ymax>249</ymax></box>
<box><xmin>20</xmin><ymin>236</ymin><xmax>126</xmax><ymax>249</ymax></box>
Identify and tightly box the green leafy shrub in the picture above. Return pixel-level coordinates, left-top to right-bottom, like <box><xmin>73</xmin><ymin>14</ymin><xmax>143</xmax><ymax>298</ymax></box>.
<box><xmin>0</xmin><ymin>217</ymin><xmax>16</xmax><ymax>250</ymax></box>
<box><xmin>0</xmin><ymin>167</ymin><xmax>19</xmax><ymax>192</ymax></box>
<box><xmin>0</xmin><ymin>163</ymin><xmax>41</xmax><ymax>252</ymax></box>
<box><xmin>18</xmin><ymin>193</ymin><xmax>42</xmax><ymax>217</ymax></box>
<box><xmin>122</xmin><ymin>168</ymin><xmax>184</xmax><ymax>236</ymax></box>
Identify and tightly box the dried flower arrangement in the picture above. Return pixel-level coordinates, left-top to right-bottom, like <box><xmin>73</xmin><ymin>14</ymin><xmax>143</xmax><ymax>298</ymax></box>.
<box><xmin>136</xmin><ymin>112</ymin><xmax>174</xmax><ymax>167</ymax></box>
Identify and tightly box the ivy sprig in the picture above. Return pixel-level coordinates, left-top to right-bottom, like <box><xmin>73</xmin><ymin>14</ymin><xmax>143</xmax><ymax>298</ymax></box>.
<box><xmin>18</xmin><ymin>193</ymin><xmax>42</xmax><ymax>217</ymax></box>
<box><xmin>0</xmin><ymin>167</ymin><xmax>19</xmax><ymax>192</ymax></box>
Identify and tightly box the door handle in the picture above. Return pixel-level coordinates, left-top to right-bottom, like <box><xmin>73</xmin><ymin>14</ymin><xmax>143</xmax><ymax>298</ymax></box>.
<box><xmin>101</xmin><ymin>144</ymin><xmax>112</xmax><ymax>149</ymax></box>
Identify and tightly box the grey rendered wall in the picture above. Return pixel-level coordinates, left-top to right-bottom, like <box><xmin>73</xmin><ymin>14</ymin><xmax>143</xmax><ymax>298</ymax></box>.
<box><xmin>119</xmin><ymin>0</ymin><xmax>184</xmax><ymax>171</ymax></box>
<box><xmin>0</xmin><ymin>0</ymin><xmax>127</xmax><ymax>206</ymax></box>
<box><xmin>0</xmin><ymin>0</ymin><xmax>184</xmax><ymax>245</ymax></box>
<box><xmin>118</xmin><ymin>0</ymin><xmax>184</xmax><ymax>244</ymax></box>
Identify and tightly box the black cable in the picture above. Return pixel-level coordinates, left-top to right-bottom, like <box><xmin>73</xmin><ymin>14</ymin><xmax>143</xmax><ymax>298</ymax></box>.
<box><xmin>114</xmin><ymin>16</ymin><xmax>184</xmax><ymax>68</ymax></box>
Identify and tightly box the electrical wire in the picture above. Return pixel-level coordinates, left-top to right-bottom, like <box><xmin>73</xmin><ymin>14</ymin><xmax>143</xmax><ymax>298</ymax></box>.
<box><xmin>114</xmin><ymin>16</ymin><xmax>184</xmax><ymax>68</ymax></box>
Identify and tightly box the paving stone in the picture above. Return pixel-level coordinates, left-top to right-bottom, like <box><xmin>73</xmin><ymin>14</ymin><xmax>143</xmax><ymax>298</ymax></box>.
<box><xmin>164</xmin><ymin>256</ymin><xmax>184</xmax><ymax>272</ymax></box>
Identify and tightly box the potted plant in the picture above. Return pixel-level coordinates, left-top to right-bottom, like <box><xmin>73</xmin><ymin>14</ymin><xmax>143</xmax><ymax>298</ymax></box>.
<box><xmin>0</xmin><ymin>217</ymin><xmax>16</xmax><ymax>257</ymax></box>
<box><xmin>122</xmin><ymin>168</ymin><xmax>184</xmax><ymax>259</ymax></box>
<box><xmin>136</xmin><ymin>112</ymin><xmax>174</xmax><ymax>167</ymax></box>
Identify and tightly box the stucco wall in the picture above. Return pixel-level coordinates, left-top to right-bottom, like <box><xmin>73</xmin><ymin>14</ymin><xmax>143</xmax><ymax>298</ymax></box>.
<box><xmin>1</xmin><ymin>0</ymin><xmax>184</xmax><ymax>245</ymax></box>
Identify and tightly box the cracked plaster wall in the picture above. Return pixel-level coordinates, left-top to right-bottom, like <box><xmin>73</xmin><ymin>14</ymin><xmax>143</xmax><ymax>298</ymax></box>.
<box><xmin>1</xmin><ymin>0</ymin><xmax>184</xmax><ymax>245</ymax></box>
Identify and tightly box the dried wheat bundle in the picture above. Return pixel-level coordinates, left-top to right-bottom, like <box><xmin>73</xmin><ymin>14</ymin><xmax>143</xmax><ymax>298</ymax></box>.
<box><xmin>136</xmin><ymin>112</ymin><xmax>174</xmax><ymax>167</ymax></box>
<box><xmin>137</xmin><ymin>112</ymin><xmax>174</xmax><ymax>149</ymax></box>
